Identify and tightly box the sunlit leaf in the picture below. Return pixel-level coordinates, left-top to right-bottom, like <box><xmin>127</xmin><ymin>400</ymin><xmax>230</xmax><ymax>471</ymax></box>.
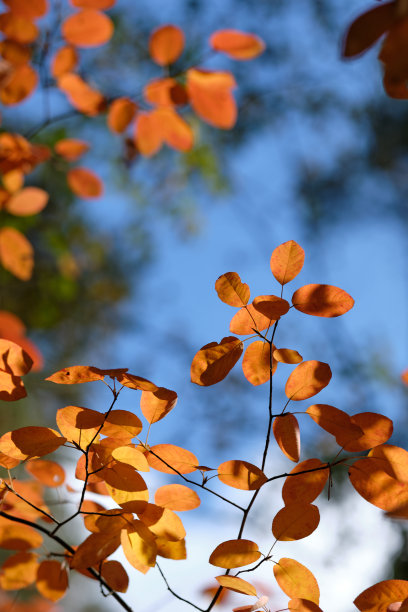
<box><xmin>67</xmin><ymin>167</ymin><xmax>103</xmax><ymax>199</ymax></box>
<box><xmin>56</xmin><ymin>405</ymin><xmax>103</xmax><ymax>448</ymax></box>
<box><xmin>140</xmin><ymin>387</ymin><xmax>177</xmax><ymax>423</ymax></box>
<box><xmin>285</xmin><ymin>360</ymin><xmax>332</xmax><ymax>401</ymax></box>
<box><xmin>242</xmin><ymin>340</ymin><xmax>275</xmax><ymax>386</ymax></box>
<box><xmin>272</xmin><ymin>503</ymin><xmax>320</xmax><ymax>541</ymax></box>
<box><xmin>156</xmin><ymin>537</ymin><xmax>187</xmax><ymax>560</ymax></box>
<box><xmin>154</xmin><ymin>484</ymin><xmax>200</xmax><ymax>511</ymax></box>
<box><xmin>217</xmin><ymin>460</ymin><xmax>267</xmax><ymax>490</ymax></box>
<box><xmin>282</xmin><ymin>459</ymin><xmax>328</xmax><ymax>505</ymax></box>
<box><xmin>342</xmin><ymin>2</ymin><xmax>395</xmax><ymax>58</ymax></box>
<box><xmin>210</xmin><ymin>30</ymin><xmax>265</xmax><ymax>60</ymax></box>
<box><xmin>62</xmin><ymin>9</ymin><xmax>114</xmax><ymax>47</ymax></box>
<box><xmin>252</xmin><ymin>295</ymin><xmax>290</xmax><ymax>320</ymax></box>
<box><xmin>0</xmin><ymin>12</ymin><xmax>39</xmax><ymax>44</ymax></box>
<box><xmin>0</xmin><ymin>370</ymin><xmax>26</xmax><ymax>401</ymax></box>
<box><xmin>54</xmin><ymin>138</ymin><xmax>89</xmax><ymax>161</ymax></box>
<box><xmin>292</xmin><ymin>284</ymin><xmax>354</xmax><ymax>317</ymax></box>
<box><xmin>0</xmin><ymin>63</ymin><xmax>38</xmax><ymax>105</ymax></box>
<box><xmin>0</xmin><ymin>519</ymin><xmax>43</xmax><ymax>550</ymax></box>
<box><xmin>51</xmin><ymin>45</ymin><xmax>78</xmax><ymax>78</ymax></box>
<box><xmin>306</xmin><ymin>404</ymin><xmax>363</xmax><ymax>449</ymax></box>
<box><xmin>369</xmin><ymin>444</ymin><xmax>408</xmax><ymax>483</ymax></box>
<box><xmin>36</xmin><ymin>560</ymin><xmax>68</xmax><ymax>601</ymax></box>
<box><xmin>191</xmin><ymin>336</ymin><xmax>243</xmax><ymax>386</ymax></box>
<box><xmin>25</xmin><ymin>459</ymin><xmax>65</xmax><ymax>487</ymax></box>
<box><xmin>215</xmin><ymin>272</ymin><xmax>250</xmax><ymax>307</ymax></box>
<box><xmin>0</xmin><ymin>338</ymin><xmax>33</xmax><ymax>375</ymax></box>
<box><xmin>0</xmin><ymin>226</ymin><xmax>34</xmax><ymax>280</ymax></box>
<box><xmin>288</xmin><ymin>598</ymin><xmax>324</xmax><ymax>611</ymax></box>
<box><xmin>103</xmin><ymin>463</ymin><xmax>149</xmax><ymax>511</ymax></box>
<box><xmin>107</xmin><ymin>97</ymin><xmax>137</xmax><ymax>134</ymax></box>
<box><xmin>215</xmin><ymin>575</ymin><xmax>257</xmax><ymax>596</ymax></box>
<box><xmin>270</xmin><ymin>240</ymin><xmax>305</xmax><ymax>285</ymax></box>
<box><xmin>70</xmin><ymin>532</ymin><xmax>121</xmax><ymax>569</ymax></box>
<box><xmin>46</xmin><ymin>365</ymin><xmax>105</xmax><ymax>384</ymax></box>
<box><xmin>112</xmin><ymin>446</ymin><xmax>150</xmax><ymax>471</ymax></box>
<box><xmin>146</xmin><ymin>444</ymin><xmax>198</xmax><ymax>474</ymax></box>
<box><xmin>273</xmin><ymin>414</ymin><xmax>300</xmax><ymax>463</ymax></box>
<box><xmin>354</xmin><ymin>580</ymin><xmax>408</xmax><ymax>612</ymax></box>
<box><xmin>187</xmin><ymin>68</ymin><xmax>237</xmax><ymax>129</ymax></box>
<box><xmin>155</xmin><ymin>107</ymin><xmax>194</xmax><ymax>152</ymax></box>
<box><xmin>101</xmin><ymin>409</ymin><xmax>143</xmax><ymax>440</ymax></box>
<box><xmin>274</xmin><ymin>558</ymin><xmax>320</xmax><ymax>604</ymax></box>
<box><xmin>58</xmin><ymin>73</ymin><xmax>105</xmax><ymax>115</ymax></box>
<box><xmin>134</xmin><ymin>111</ymin><xmax>163</xmax><ymax>156</ymax></box>
<box><xmin>273</xmin><ymin>349</ymin><xmax>303</xmax><ymax>364</ymax></box>
<box><xmin>2</xmin><ymin>169</ymin><xmax>24</xmax><ymax>193</ymax></box>
<box><xmin>5</xmin><ymin>187</ymin><xmax>48</xmax><ymax>216</ymax></box>
<box><xmin>349</xmin><ymin>457</ymin><xmax>408</xmax><ymax>514</ymax></box>
<box><xmin>138</xmin><ymin>504</ymin><xmax>186</xmax><ymax>541</ymax></box>
<box><xmin>230</xmin><ymin>304</ymin><xmax>275</xmax><ymax>335</ymax></box>
<box><xmin>0</xmin><ymin>427</ymin><xmax>66</xmax><ymax>460</ymax></box>
<box><xmin>0</xmin><ymin>551</ymin><xmax>38</xmax><ymax>590</ymax></box>
<box><xmin>149</xmin><ymin>24</ymin><xmax>184</xmax><ymax>66</ymax></box>
<box><xmin>116</xmin><ymin>372</ymin><xmax>158</xmax><ymax>391</ymax></box>
<box><xmin>343</xmin><ymin>412</ymin><xmax>393</xmax><ymax>452</ymax></box>
<box><xmin>209</xmin><ymin>539</ymin><xmax>261</xmax><ymax>569</ymax></box>
<box><xmin>120</xmin><ymin>521</ymin><xmax>157</xmax><ymax>572</ymax></box>
<box><xmin>83</xmin><ymin>509</ymin><xmax>132</xmax><ymax>534</ymax></box>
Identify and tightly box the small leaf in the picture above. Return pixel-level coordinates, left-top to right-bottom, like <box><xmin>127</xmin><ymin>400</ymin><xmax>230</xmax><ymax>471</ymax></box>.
<box><xmin>288</xmin><ymin>598</ymin><xmax>323</xmax><ymax>611</ymax></box>
<box><xmin>0</xmin><ymin>520</ymin><xmax>43</xmax><ymax>550</ymax></box>
<box><xmin>272</xmin><ymin>504</ymin><xmax>320</xmax><ymax>541</ymax></box>
<box><xmin>282</xmin><ymin>459</ymin><xmax>328</xmax><ymax>505</ymax></box>
<box><xmin>156</xmin><ymin>537</ymin><xmax>186</xmax><ymax>560</ymax></box>
<box><xmin>215</xmin><ymin>272</ymin><xmax>250</xmax><ymax>307</ymax></box>
<box><xmin>270</xmin><ymin>241</ymin><xmax>305</xmax><ymax>285</ymax></box>
<box><xmin>217</xmin><ymin>460</ymin><xmax>267</xmax><ymax>490</ymax></box>
<box><xmin>252</xmin><ymin>295</ymin><xmax>290</xmax><ymax>320</ymax></box>
<box><xmin>25</xmin><ymin>459</ymin><xmax>65</xmax><ymax>487</ymax></box>
<box><xmin>108</xmin><ymin>98</ymin><xmax>137</xmax><ymax>134</ymax></box>
<box><xmin>112</xmin><ymin>446</ymin><xmax>149</xmax><ymax>471</ymax></box>
<box><xmin>273</xmin><ymin>558</ymin><xmax>320</xmax><ymax>604</ymax></box>
<box><xmin>70</xmin><ymin>532</ymin><xmax>120</xmax><ymax>569</ymax></box>
<box><xmin>51</xmin><ymin>45</ymin><xmax>78</xmax><ymax>78</ymax></box>
<box><xmin>138</xmin><ymin>504</ymin><xmax>186</xmax><ymax>541</ymax></box>
<box><xmin>191</xmin><ymin>336</ymin><xmax>243</xmax><ymax>386</ymax></box>
<box><xmin>54</xmin><ymin>138</ymin><xmax>89</xmax><ymax>161</ymax></box>
<box><xmin>0</xmin><ymin>63</ymin><xmax>38</xmax><ymax>105</ymax></box>
<box><xmin>100</xmin><ymin>560</ymin><xmax>128</xmax><ymax>593</ymax></box>
<box><xmin>120</xmin><ymin>522</ymin><xmax>157</xmax><ymax>572</ymax></box>
<box><xmin>285</xmin><ymin>360</ymin><xmax>331</xmax><ymax>401</ymax></box>
<box><xmin>215</xmin><ymin>575</ymin><xmax>258</xmax><ymax>596</ymax></box>
<box><xmin>0</xmin><ymin>227</ymin><xmax>34</xmax><ymax>280</ymax></box>
<box><xmin>67</xmin><ymin>167</ymin><xmax>103</xmax><ymax>199</ymax></box>
<box><xmin>230</xmin><ymin>304</ymin><xmax>275</xmax><ymax>335</ymax></box>
<box><xmin>58</xmin><ymin>73</ymin><xmax>105</xmax><ymax>115</ymax></box>
<box><xmin>242</xmin><ymin>340</ymin><xmax>276</xmax><ymax>386</ymax></box>
<box><xmin>273</xmin><ymin>414</ymin><xmax>300</xmax><ymax>462</ymax></box>
<box><xmin>187</xmin><ymin>68</ymin><xmax>237</xmax><ymax>129</ymax></box>
<box><xmin>209</xmin><ymin>539</ymin><xmax>261</xmax><ymax>569</ymax></box>
<box><xmin>273</xmin><ymin>348</ymin><xmax>303</xmax><ymax>364</ymax></box>
<box><xmin>154</xmin><ymin>484</ymin><xmax>200</xmax><ymax>511</ymax></box>
<box><xmin>292</xmin><ymin>284</ymin><xmax>354</xmax><ymax>317</ymax></box>
<box><xmin>101</xmin><ymin>409</ymin><xmax>143</xmax><ymax>440</ymax></box>
<box><xmin>62</xmin><ymin>9</ymin><xmax>114</xmax><ymax>47</ymax></box>
<box><xmin>5</xmin><ymin>187</ymin><xmax>48</xmax><ymax>216</ymax></box>
<box><xmin>140</xmin><ymin>387</ymin><xmax>177</xmax><ymax>423</ymax></box>
<box><xmin>210</xmin><ymin>30</ymin><xmax>265</xmax><ymax>60</ymax></box>
<box><xmin>36</xmin><ymin>560</ymin><xmax>68</xmax><ymax>601</ymax></box>
<box><xmin>0</xmin><ymin>338</ymin><xmax>33</xmax><ymax>375</ymax></box>
<box><xmin>149</xmin><ymin>24</ymin><xmax>184</xmax><ymax>66</ymax></box>
<box><xmin>56</xmin><ymin>405</ymin><xmax>104</xmax><ymax>448</ymax></box>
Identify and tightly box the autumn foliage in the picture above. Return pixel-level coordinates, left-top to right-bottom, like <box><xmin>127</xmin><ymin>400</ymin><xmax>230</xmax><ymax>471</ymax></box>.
<box><xmin>0</xmin><ymin>2</ymin><xmax>408</xmax><ymax>612</ymax></box>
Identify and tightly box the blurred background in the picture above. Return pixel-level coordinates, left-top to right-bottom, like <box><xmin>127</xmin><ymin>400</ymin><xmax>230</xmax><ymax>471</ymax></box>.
<box><xmin>0</xmin><ymin>0</ymin><xmax>407</xmax><ymax>610</ymax></box>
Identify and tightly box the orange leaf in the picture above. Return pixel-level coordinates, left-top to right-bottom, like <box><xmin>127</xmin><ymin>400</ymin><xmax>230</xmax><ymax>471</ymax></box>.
<box><xmin>0</xmin><ymin>427</ymin><xmax>66</xmax><ymax>460</ymax></box>
<box><xmin>101</xmin><ymin>409</ymin><xmax>143</xmax><ymax>440</ymax></box>
<box><xmin>209</xmin><ymin>540</ymin><xmax>261</xmax><ymax>569</ymax></box>
<box><xmin>56</xmin><ymin>405</ymin><xmax>104</xmax><ymax>448</ymax></box>
<box><xmin>54</xmin><ymin>138</ymin><xmax>89</xmax><ymax>161</ymax></box>
<box><xmin>288</xmin><ymin>598</ymin><xmax>323</xmax><ymax>611</ymax></box>
<box><xmin>5</xmin><ymin>187</ymin><xmax>48</xmax><ymax>216</ymax></box>
<box><xmin>100</xmin><ymin>560</ymin><xmax>128</xmax><ymax>593</ymax></box>
<box><xmin>273</xmin><ymin>348</ymin><xmax>303</xmax><ymax>364</ymax></box>
<box><xmin>210</xmin><ymin>30</ymin><xmax>265</xmax><ymax>60</ymax></box>
<box><xmin>70</xmin><ymin>532</ymin><xmax>121</xmax><ymax>569</ymax></box>
<box><xmin>51</xmin><ymin>45</ymin><xmax>78</xmax><ymax>78</ymax></box>
<box><xmin>270</xmin><ymin>240</ymin><xmax>305</xmax><ymax>285</ymax></box>
<box><xmin>103</xmin><ymin>463</ymin><xmax>149</xmax><ymax>511</ymax></box>
<box><xmin>252</xmin><ymin>295</ymin><xmax>290</xmax><ymax>320</ymax></box>
<box><xmin>274</xmin><ymin>558</ymin><xmax>320</xmax><ymax>604</ymax></box>
<box><xmin>0</xmin><ymin>12</ymin><xmax>38</xmax><ymax>44</ymax></box>
<box><xmin>155</xmin><ymin>107</ymin><xmax>193</xmax><ymax>152</ymax></box>
<box><xmin>273</xmin><ymin>414</ymin><xmax>300</xmax><ymax>462</ymax></box>
<box><xmin>242</xmin><ymin>340</ymin><xmax>276</xmax><ymax>386</ymax></box>
<box><xmin>134</xmin><ymin>111</ymin><xmax>163</xmax><ymax>156</ymax></box>
<box><xmin>25</xmin><ymin>459</ymin><xmax>65</xmax><ymax>487</ymax></box>
<box><xmin>143</xmin><ymin>78</ymin><xmax>188</xmax><ymax>107</ymax></box>
<box><xmin>0</xmin><ymin>63</ymin><xmax>38</xmax><ymax>105</ymax></box>
<box><xmin>0</xmin><ymin>551</ymin><xmax>38</xmax><ymax>590</ymax></box>
<box><xmin>2</xmin><ymin>169</ymin><xmax>24</xmax><ymax>193</ymax></box>
<box><xmin>306</xmin><ymin>404</ymin><xmax>363</xmax><ymax>449</ymax></box>
<box><xmin>149</xmin><ymin>24</ymin><xmax>184</xmax><ymax>66</ymax></box>
<box><xmin>0</xmin><ymin>519</ymin><xmax>43</xmax><ymax>550</ymax></box>
<box><xmin>0</xmin><ymin>370</ymin><xmax>26</xmax><ymax>401</ymax></box>
<box><xmin>138</xmin><ymin>504</ymin><xmax>186</xmax><ymax>541</ymax></box>
<box><xmin>107</xmin><ymin>98</ymin><xmax>137</xmax><ymax>134</ymax></box>
<box><xmin>349</xmin><ymin>457</ymin><xmax>408</xmax><ymax>514</ymax></box>
<box><xmin>187</xmin><ymin>68</ymin><xmax>237</xmax><ymax>129</ymax></box>
<box><xmin>120</xmin><ymin>521</ymin><xmax>157</xmax><ymax>571</ymax></box>
<box><xmin>215</xmin><ymin>575</ymin><xmax>258</xmax><ymax>596</ymax></box>
<box><xmin>0</xmin><ymin>337</ymin><xmax>33</xmax><ymax>375</ymax></box>
<box><xmin>282</xmin><ymin>459</ymin><xmax>328</xmax><ymax>505</ymax></box>
<box><xmin>154</xmin><ymin>484</ymin><xmax>200</xmax><ymax>511</ymax></box>
<box><xmin>285</xmin><ymin>360</ymin><xmax>331</xmax><ymax>401</ymax></box>
<box><xmin>0</xmin><ymin>227</ymin><xmax>33</xmax><ymax>280</ymax></box>
<box><xmin>343</xmin><ymin>412</ymin><xmax>393</xmax><ymax>452</ymax></box>
<box><xmin>402</xmin><ymin>369</ymin><xmax>408</xmax><ymax>385</ymax></box>
<box><xmin>215</xmin><ymin>272</ymin><xmax>250</xmax><ymax>307</ymax></box>
<box><xmin>217</xmin><ymin>460</ymin><xmax>267</xmax><ymax>490</ymax></box>
<box><xmin>146</xmin><ymin>444</ymin><xmax>198</xmax><ymax>474</ymax></box>
<box><xmin>0</xmin><ymin>40</ymin><xmax>31</xmax><ymax>66</ymax></box>
<box><xmin>62</xmin><ymin>9</ymin><xmax>113</xmax><ymax>47</ymax></box>
<box><xmin>354</xmin><ymin>580</ymin><xmax>408</xmax><ymax>612</ymax></box>
<box><xmin>140</xmin><ymin>387</ymin><xmax>177</xmax><ymax>423</ymax></box>
<box><xmin>46</xmin><ymin>365</ymin><xmax>105</xmax><ymax>384</ymax></box>
<box><xmin>116</xmin><ymin>372</ymin><xmax>158</xmax><ymax>391</ymax></box>
<box><xmin>369</xmin><ymin>444</ymin><xmax>408</xmax><ymax>483</ymax></box>
<box><xmin>342</xmin><ymin>2</ymin><xmax>395</xmax><ymax>58</ymax></box>
<box><xmin>3</xmin><ymin>0</ymin><xmax>48</xmax><ymax>18</ymax></box>
<box><xmin>230</xmin><ymin>303</ymin><xmax>274</xmax><ymax>335</ymax></box>
<box><xmin>67</xmin><ymin>167</ymin><xmax>103</xmax><ymax>199</ymax></box>
<box><xmin>36</xmin><ymin>560</ymin><xmax>68</xmax><ymax>601</ymax></box>
<box><xmin>112</xmin><ymin>446</ymin><xmax>150</xmax><ymax>471</ymax></box>
<box><xmin>292</xmin><ymin>284</ymin><xmax>354</xmax><ymax>317</ymax></box>
<box><xmin>58</xmin><ymin>73</ymin><xmax>105</xmax><ymax>115</ymax></box>
<box><xmin>272</xmin><ymin>503</ymin><xmax>320</xmax><ymax>541</ymax></box>
<box><xmin>191</xmin><ymin>336</ymin><xmax>243</xmax><ymax>386</ymax></box>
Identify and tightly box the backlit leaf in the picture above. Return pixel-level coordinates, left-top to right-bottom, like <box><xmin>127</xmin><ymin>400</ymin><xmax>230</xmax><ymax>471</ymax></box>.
<box><xmin>218</xmin><ymin>460</ymin><xmax>267</xmax><ymax>490</ymax></box>
<box><xmin>354</xmin><ymin>580</ymin><xmax>408</xmax><ymax>612</ymax></box>
<box><xmin>215</xmin><ymin>272</ymin><xmax>250</xmax><ymax>307</ymax></box>
<box><xmin>36</xmin><ymin>560</ymin><xmax>68</xmax><ymax>601</ymax></box>
<box><xmin>0</xmin><ymin>226</ymin><xmax>34</xmax><ymax>280</ymax></box>
<box><xmin>0</xmin><ymin>520</ymin><xmax>43</xmax><ymax>550</ymax></box>
<box><xmin>134</xmin><ymin>111</ymin><xmax>163</xmax><ymax>156</ymax></box>
<box><xmin>140</xmin><ymin>387</ymin><xmax>177</xmax><ymax>423</ymax></box>
<box><xmin>209</xmin><ymin>539</ymin><xmax>261</xmax><ymax>569</ymax></box>
<box><xmin>292</xmin><ymin>284</ymin><xmax>354</xmax><ymax>317</ymax></box>
<box><xmin>70</xmin><ymin>532</ymin><xmax>120</xmax><ymax>569</ymax></box>
<box><xmin>0</xmin><ymin>338</ymin><xmax>33</xmax><ymax>375</ymax></box>
<box><xmin>306</xmin><ymin>404</ymin><xmax>363</xmax><ymax>449</ymax></box>
<box><xmin>54</xmin><ymin>138</ymin><xmax>89</xmax><ymax>161</ymax></box>
<box><xmin>270</xmin><ymin>240</ymin><xmax>305</xmax><ymax>285</ymax></box>
<box><xmin>51</xmin><ymin>45</ymin><xmax>78</xmax><ymax>78</ymax></box>
<box><xmin>282</xmin><ymin>459</ymin><xmax>328</xmax><ymax>505</ymax></box>
<box><xmin>273</xmin><ymin>414</ymin><xmax>300</xmax><ymax>463</ymax></box>
<box><xmin>285</xmin><ymin>360</ymin><xmax>332</xmax><ymax>401</ymax></box>
<box><xmin>112</xmin><ymin>446</ymin><xmax>150</xmax><ymax>471</ymax></box>
<box><xmin>187</xmin><ymin>68</ymin><xmax>237</xmax><ymax>129</ymax></box>
<box><xmin>67</xmin><ymin>167</ymin><xmax>103</xmax><ymax>199</ymax></box>
<box><xmin>146</xmin><ymin>444</ymin><xmax>198</xmax><ymax>474</ymax></box>
<box><xmin>56</xmin><ymin>405</ymin><xmax>103</xmax><ymax>448</ymax></box>
<box><xmin>5</xmin><ymin>187</ymin><xmax>48</xmax><ymax>216</ymax></box>
<box><xmin>242</xmin><ymin>340</ymin><xmax>276</xmax><ymax>386</ymax></box>
<box><xmin>252</xmin><ymin>295</ymin><xmax>290</xmax><ymax>320</ymax></box>
<box><xmin>349</xmin><ymin>457</ymin><xmax>408</xmax><ymax>514</ymax></box>
<box><xmin>154</xmin><ymin>484</ymin><xmax>200</xmax><ymax>511</ymax></box>
<box><xmin>101</xmin><ymin>409</ymin><xmax>143</xmax><ymax>439</ymax></box>
<box><xmin>191</xmin><ymin>336</ymin><xmax>243</xmax><ymax>386</ymax></box>
<box><xmin>156</xmin><ymin>537</ymin><xmax>186</xmax><ymax>560</ymax></box>
<box><xmin>210</xmin><ymin>30</ymin><xmax>265</xmax><ymax>60</ymax></box>
<box><xmin>116</xmin><ymin>372</ymin><xmax>158</xmax><ymax>391</ymax></box>
<box><xmin>369</xmin><ymin>444</ymin><xmax>408</xmax><ymax>483</ymax></box>
<box><xmin>121</xmin><ymin>521</ymin><xmax>157</xmax><ymax>571</ymax></box>
<box><xmin>342</xmin><ymin>3</ymin><xmax>395</xmax><ymax>58</ymax></box>
<box><xmin>0</xmin><ymin>552</ymin><xmax>38</xmax><ymax>590</ymax></box>
<box><xmin>230</xmin><ymin>304</ymin><xmax>275</xmax><ymax>335</ymax></box>
<box><xmin>273</xmin><ymin>558</ymin><xmax>320</xmax><ymax>604</ymax></box>
<box><xmin>107</xmin><ymin>97</ymin><xmax>137</xmax><ymax>134</ymax></box>
<box><xmin>0</xmin><ymin>63</ymin><xmax>38</xmax><ymax>105</ymax></box>
<box><xmin>143</xmin><ymin>77</ymin><xmax>188</xmax><ymax>107</ymax></box>
<box><xmin>58</xmin><ymin>73</ymin><xmax>105</xmax><ymax>115</ymax></box>
<box><xmin>46</xmin><ymin>365</ymin><xmax>105</xmax><ymax>384</ymax></box>
<box><xmin>3</xmin><ymin>0</ymin><xmax>48</xmax><ymax>19</ymax></box>
<box><xmin>25</xmin><ymin>459</ymin><xmax>65</xmax><ymax>487</ymax></box>
<box><xmin>62</xmin><ymin>9</ymin><xmax>114</xmax><ymax>47</ymax></box>
<box><xmin>288</xmin><ymin>598</ymin><xmax>323</xmax><ymax>611</ymax></box>
<box><xmin>0</xmin><ymin>427</ymin><xmax>66</xmax><ymax>460</ymax></box>
<box><xmin>215</xmin><ymin>575</ymin><xmax>258</xmax><ymax>596</ymax></box>
<box><xmin>138</xmin><ymin>504</ymin><xmax>186</xmax><ymax>541</ymax></box>
<box><xmin>0</xmin><ymin>370</ymin><xmax>26</xmax><ymax>401</ymax></box>
<box><xmin>272</xmin><ymin>504</ymin><xmax>320</xmax><ymax>541</ymax></box>
<box><xmin>343</xmin><ymin>412</ymin><xmax>393</xmax><ymax>452</ymax></box>
<box><xmin>273</xmin><ymin>349</ymin><xmax>303</xmax><ymax>364</ymax></box>
<box><xmin>103</xmin><ymin>463</ymin><xmax>149</xmax><ymax>511</ymax></box>
<box><xmin>149</xmin><ymin>24</ymin><xmax>184</xmax><ymax>66</ymax></box>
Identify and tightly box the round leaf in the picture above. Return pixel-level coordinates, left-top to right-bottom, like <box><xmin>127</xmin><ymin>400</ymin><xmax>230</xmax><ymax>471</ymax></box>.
<box><xmin>285</xmin><ymin>360</ymin><xmax>332</xmax><ymax>401</ymax></box>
